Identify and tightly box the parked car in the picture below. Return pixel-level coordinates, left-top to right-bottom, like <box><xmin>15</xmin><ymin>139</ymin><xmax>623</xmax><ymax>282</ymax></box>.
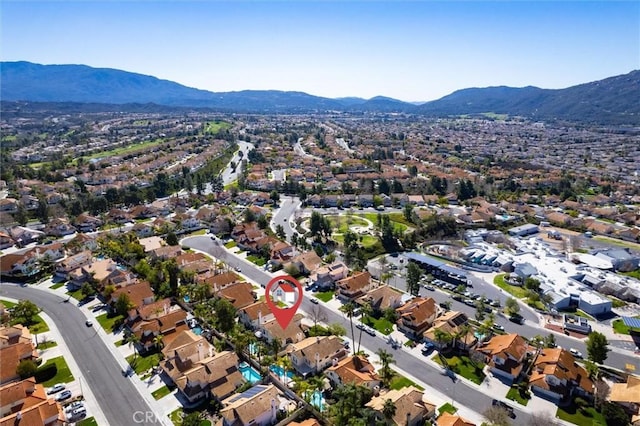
<box><xmin>422</xmin><ymin>342</ymin><xmax>435</xmax><ymax>354</ymax></box>
<box><xmin>423</xmin><ymin>284</ymin><xmax>435</xmax><ymax>291</ymax></box>
<box><xmin>356</xmin><ymin>323</ymin><xmax>365</xmax><ymax>330</ymax></box>
<box><xmin>493</xmin><ymin>323</ymin><xmax>505</xmax><ymax>331</ymax></box>
<box><xmin>65</xmin><ymin>401</ymin><xmax>84</xmax><ymax>413</ymax></box>
<box><xmin>310</xmin><ymin>298</ymin><xmax>319</xmax><ymax>305</ymax></box>
<box><xmin>463</xmin><ymin>299</ymin><xmax>476</xmax><ymax>307</ymax></box>
<box><xmin>85</xmin><ymin>319</ymin><xmax>93</xmax><ymax>327</ymax></box>
<box><xmin>490</xmin><ymin>300</ymin><xmax>501</xmax><ymax>307</ymax></box>
<box><xmin>364</xmin><ymin>326</ymin><xmax>376</xmax><ymax>336</ymax></box>
<box><xmin>569</xmin><ymin>348</ymin><xmax>583</xmax><ymax>358</ymax></box>
<box><xmin>47</xmin><ymin>384</ymin><xmax>65</xmax><ymax>395</ymax></box>
<box><xmin>55</xmin><ymin>390</ymin><xmax>72</xmax><ymax>401</ymax></box>
<box><xmin>70</xmin><ymin>407</ymin><xmax>87</xmax><ymax>419</ymax></box>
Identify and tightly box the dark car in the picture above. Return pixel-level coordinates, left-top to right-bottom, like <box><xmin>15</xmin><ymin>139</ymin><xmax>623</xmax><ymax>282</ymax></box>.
<box><xmin>492</xmin><ymin>399</ymin><xmax>516</xmax><ymax>418</ymax></box>
<box><xmin>309</xmin><ymin>298</ymin><xmax>319</xmax><ymax>305</ymax></box>
<box><xmin>508</xmin><ymin>315</ymin><xmax>525</xmax><ymax>325</ymax></box>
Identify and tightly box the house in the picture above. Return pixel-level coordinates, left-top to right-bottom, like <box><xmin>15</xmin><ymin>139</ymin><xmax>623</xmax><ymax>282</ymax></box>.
<box><xmin>138</xmin><ymin>236</ymin><xmax>166</xmax><ymax>253</ymax></box>
<box><xmin>436</xmin><ymin>412</ymin><xmax>476</xmax><ymax>426</ymax></box>
<box><xmin>238</xmin><ymin>301</ymin><xmax>274</xmax><ymax>329</ymax></box>
<box><xmin>63</xmin><ymin>233</ymin><xmax>98</xmax><ymax>254</ymax></box>
<box><xmin>270</xmin><ymin>241</ymin><xmax>295</xmax><ymax>264</ymax></box>
<box><xmin>357</xmin><ymin>285</ymin><xmax>405</xmax><ymax>316</ymax></box>
<box><xmin>68</xmin><ymin>258</ymin><xmax>118</xmax><ymax>289</ymax></box>
<box><xmin>54</xmin><ymin>250</ymin><xmax>93</xmax><ymax>279</ymax></box>
<box><xmin>0</xmin><ymin>249</ymin><xmax>41</xmax><ymax>278</ymax></box>
<box><xmin>529</xmin><ymin>348</ymin><xmax>594</xmax><ymax>404</ymax></box>
<box><xmin>288</xmin><ymin>336</ymin><xmax>347</xmax><ymax>377</ymax></box>
<box><xmin>0</xmin><ymin>198</ymin><xmax>18</xmax><ymax>213</ymax></box>
<box><xmin>288</xmin><ymin>419</ymin><xmax>321</xmax><ymax>426</ymax></box>
<box><xmin>0</xmin><ymin>233</ymin><xmax>15</xmax><ymax>250</ymax></box>
<box><xmin>423</xmin><ymin>311</ymin><xmax>475</xmax><ymax>350</ymax></box>
<box><xmin>43</xmin><ymin>218</ymin><xmax>76</xmax><ymax>237</ymax></box>
<box><xmin>73</xmin><ymin>213</ymin><xmax>103</xmax><ymax>233</ymax></box>
<box><xmin>149</xmin><ymin>245</ymin><xmax>183</xmax><ymax>261</ymax></box>
<box><xmin>131</xmin><ymin>222</ymin><xmax>154</xmax><ymax>238</ymax></box>
<box><xmin>475</xmin><ymin>334</ymin><xmax>529</xmax><ymax>384</ymax></box>
<box><xmin>220</xmin><ymin>384</ymin><xmax>280</xmax><ymax>426</ymax></box>
<box><xmin>0</xmin><ymin>377</ymin><xmax>63</xmax><ymax>426</ymax></box>
<box><xmin>216</xmin><ymin>282</ymin><xmax>256</xmax><ymax>309</ymax></box>
<box><xmin>336</xmin><ymin>271</ymin><xmax>372</xmax><ymax>302</ymax></box>
<box><xmin>366</xmin><ymin>386</ymin><xmax>435</xmax><ymax>426</ymax></box>
<box><xmin>126</xmin><ymin>298</ymin><xmax>174</xmax><ymax>325</ymax></box>
<box><xmin>287</xmin><ymin>251</ymin><xmax>323</xmax><ymax>275</ymax></box>
<box><xmin>7</xmin><ymin>226</ymin><xmax>44</xmax><ymax>247</ymax></box>
<box><xmin>259</xmin><ymin>314</ymin><xmax>306</xmax><ymax>345</ymax></box>
<box><xmin>608</xmin><ymin>374</ymin><xmax>640</xmax><ymax>419</ymax></box>
<box><xmin>129</xmin><ymin>308</ymin><xmax>189</xmax><ymax>352</ymax></box>
<box><xmin>0</xmin><ymin>326</ymin><xmax>38</xmax><ymax>385</ymax></box>
<box><xmin>395</xmin><ymin>297</ymin><xmax>438</xmax><ymax>340</ymax></box>
<box><xmin>161</xmin><ymin>330</ymin><xmax>214</xmax><ymax>375</ymax></box>
<box><xmin>309</xmin><ymin>261</ymin><xmax>348</xmax><ymax>290</ymax></box>
<box><xmin>202</xmin><ymin>272</ymin><xmax>241</xmax><ymax>291</ymax></box>
<box><xmin>325</xmin><ymin>355</ymin><xmax>380</xmax><ymax>389</ymax></box>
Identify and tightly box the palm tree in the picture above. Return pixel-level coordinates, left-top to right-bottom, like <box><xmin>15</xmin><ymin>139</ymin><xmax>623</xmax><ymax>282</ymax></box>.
<box><xmin>357</xmin><ymin>301</ymin><xmax>374</xmax><ymax>353</ymax></box>
<box><xmin>456</xmin><ymin>324</ymin><xmax>472</xmax><ymax>351</ymax></box>
<box><xmin>339</xmin><ymin>302</ymin><xmax>357</xmax><ymax>355</ymax></box>
<box><xmin>153</xmin><ymin>334</ymin><xmax>164</xmax><ymax>351</ymax></box>
<box><xmin>376</xmin><ymin>348</ymin><xmax>394</xmax><ymax>388</ymax></box>
<box><xmin>382</xmin><ymin>398</ymin><xmax>396</xmax><ymax>424</ymax></box>
<box><xmin>125</xmin><ymin>332</ymin><xmax>141</xmax><ymax>361</ymax></box>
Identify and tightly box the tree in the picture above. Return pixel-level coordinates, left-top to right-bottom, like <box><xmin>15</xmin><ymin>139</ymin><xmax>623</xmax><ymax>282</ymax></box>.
<box><xmin>16</xmin><ymin>359</ymin><xmax>38</xmax><ymax>379</ymax></box>
<box><xmin>405</xmin><ymin>262</ymin><xmax>422</xmax><ymax>296</ymax></box>
<box><xmin>339</xmin><ymin>302</ymin><xmax>357</xmax><ymax>356</ymax></box>
<box><xmin>275</xmin><ymin>224</ymin><xmax>286</xmax><ymax>240</ymax></box>
<box><xmin>434</xmin><ymin>329</ymin><xmax>452</xmax><ymax>352</ymax></box>
<box><xmin>526</xmin><ymin>412</ymin><xmax>559</xmax><ymax>426</ymax></box>
<box><xmin>182</xmin><ymin>412</ymin><xmax>205</xmax><ymax>426</ymax></box>
<box><xmin>482</xmin><ymin>406</ymin><xmax>512</xmax><ymax>426</ymax></box>
<box><xmin>601</xmin><ymin>401</ymin><xmax>631</xmax><ymax>425</ymax></box>
<box><xmin>12</xmin><ymin>300</ymin><xmax>41</xmax><ymax>326</ymax></box>
<box><xmin>377</xmin><ymin>349</ymin><xmax>394</xmax><ymax>388</ymax></box>
<box><xmin>125</xmin><ymin>332</ymin><xmax>141</xmax><ymax>361</ymax></box>
<box><xmin>327</xmin><ymin>323</ymin><xmax>346</xmax><ymax>337</ymax></box>
<box><xmin>309</xmin><ymin>304</ymin><xmax>327</xmax><ymax>329</ymax></box>
<box><xmin>382</xmin><ymin>398</ymin><xmax>396</xmax><ymax>423</ymax></box>
<box><xmin>504</xmin><ymin>297</ymin><xmax>520</xmax><ymax>317</ymax></box>
<box><xmin>166</xmin><ymin>231</ymin><xmax>179</xmax><ymax>246</ymax></box>
<box><xmin>213</xmin><ymin>298</ymin><xmax>237</xmax><ymax>334</ymax></box>
<box><xmin>115</xmin><ymin>293</ymin><xmax>133</xmax><ymax>317</ymax></box>
<box><xmin>586</xmin><ymin>331</ymin><xmax>609</xmax><ymax>364</ymax></box>
<box><xmin>81</xmin><ymin>282</ymin><xmax>97</xmax><ymax>299</ymax></box>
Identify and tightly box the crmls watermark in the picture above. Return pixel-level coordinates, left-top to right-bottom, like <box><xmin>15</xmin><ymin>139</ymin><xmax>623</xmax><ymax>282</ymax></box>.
<box><xmin>132</xmin><ymin>410</ymin><xmax>166</xmax><ymax>424</ymax></box>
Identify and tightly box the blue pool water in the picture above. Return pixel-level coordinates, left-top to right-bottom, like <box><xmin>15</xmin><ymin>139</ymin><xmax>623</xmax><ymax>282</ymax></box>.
<box><xmin>239</xmin><ymin>362</ymin><xmax>262</xmax><ymax>384</ymax></box>
<box><xmin>191</xmin><ymin>326</ymin><xmax>202</xmax><ymax>335</ymax></box>
<box><xmin>269</xmin><ymin>365</ymin><xmax>294</xmax><ymax>379</ymax></box>
<box><xmin>248</xmin><ymin>342</ymin><xmax>258</xmax><ymax>356</ymax></box>
<box><xmin>183</xmin><ymin>295</ymin><xmax>191</xmax><ymax>303</ymax></box>
<box><xmin>308</xmin><ymin>390</ymin><xmax>325</xmax><ymax>411</ymax></box>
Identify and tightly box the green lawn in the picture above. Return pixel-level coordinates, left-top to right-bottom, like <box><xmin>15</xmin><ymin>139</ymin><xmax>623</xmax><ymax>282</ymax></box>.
<box><xmin>79</xmin><ymin>139</ymin><xmax>165</xmax><ymax>163</ymax></box>
<box><xmin>556</xmin><ymin>403</ymin><xmax>606</xmax><ymax>426</ymax></box>
<box><xmin>126</xmin><ymin>352</ymin><xmax>162</xmax><ymax>375</ymax></box>
<box><xmin>224</xmin><ymin>241</ymin><xmax>237</xmax><ymax>249</ymax></box>
<box><xmin>152</xmin><ymin>385</ymin><xmax>172</xmax><ymax>400</ymax></box>
<box><xmin>77</xmin><ymin>417</ymin><xmax>98</xmax><ymax>426</ymax></box>
<box><xmin>493</xmin><ymin>274</ymin><xmax>528</xmax><ymax>299</ymax></box>
<box><xmin>37</xmin><ymin>340</ymin><xmax>58</xmax><ymax>350</ymax></box>
<box><xmin>612</xmin><ymin>318</ymin><xmax>640</xmax><ymax>335</ymax></box>
<box><xmin>66</xmin><ymin>287</ymin><xmax>85</xmax><ymax>301</ymax></box>
<box><xmin>204</xmin><ymin>120</ymin><xmax>231</xmax><ymax>134</ymax></box>
<box><xmin>389</xmin><ymin>370</ymin><xmax>424</xmax><ymax>391</ymax></box>
<box><xmin>95</xmin><ymin>313</ymin><xmax>124</xmax><ymax>333</ymax></box>
<box><xmin>170</xmin><ymin>408</ymin><xmax>183</xmax><ymax>425</ymax></box>
<box><xmin>2</xmin><ymin>299</ymin><xmax>50</xmax><ymax>334</ymax></box>
<box><xmin>506</xmin><ymin>386</ymin><xmax>531</xmax><ymax>406</ymax></box>
<box><xmin>38</xmin><ymin>356</ymin><xmax>74</xmax><ymax>386</ymax></box>
<box><xmin>246</xmin><ymin>255</ymin><xmax>267</xmax><ymax>266</ymax></box>
<box><xmin>438</xmin><ymin>403</ymin><xmax>457</xmax><ymax>415</ymax></box>
<box><xmin>333</xmin><ymin>234</ymin><xmax>379</xmax><ymax>249</ymax></box>
<box><xmin>314</xmin><ymin>291</ymin><xmax>334</xmax><ymax>303</ymax></box>
<box><xmin>324</xmin><ymin>215</ymin><xmax>370</xmax><ymax>234</ymax></box>
<box><xmin>50</xmin><ymin>282</ymin><xmax>65</xmax><ymax>290</ymax></box>
<box><xmin>362</xmin><ymin>315</ymin><xmax>394</xmax><ymax>335</ymax></box>
<box><xmin>432</xmin><ymin>352</ymin><xmax>486</xmax><ymax>385</ymax></box>
<box><xmin>115</xmin><ymin>339</ymin><xmax>124</xmax><ymax>347</ymax></box>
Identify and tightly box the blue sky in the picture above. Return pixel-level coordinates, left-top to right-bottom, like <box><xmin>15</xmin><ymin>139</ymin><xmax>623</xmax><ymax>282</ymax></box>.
<box><xmin>2</xmin><ymin>1</ymin><xmax>639</xmax><ymax>102</ymax></box>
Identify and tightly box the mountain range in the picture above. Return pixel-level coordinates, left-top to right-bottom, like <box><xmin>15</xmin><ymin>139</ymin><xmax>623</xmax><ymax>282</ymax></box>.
<box><xmin>1</xmin><ymin>61</ymin><xmax>639</xmax><ymax>125</ymax></box>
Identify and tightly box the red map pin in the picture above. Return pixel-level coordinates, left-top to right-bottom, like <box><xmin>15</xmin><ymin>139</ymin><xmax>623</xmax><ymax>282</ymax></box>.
<box><xmin>264</xmin><ymin>275</ymin><xmax>303</xmax><ymax>330</ymax></box>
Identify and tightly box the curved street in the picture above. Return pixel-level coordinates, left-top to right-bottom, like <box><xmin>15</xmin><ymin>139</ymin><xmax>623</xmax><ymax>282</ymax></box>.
<box><xmin>0</xmin><ymin>283</ymin><xmax>165</xmax><ymax>426</ymax></box>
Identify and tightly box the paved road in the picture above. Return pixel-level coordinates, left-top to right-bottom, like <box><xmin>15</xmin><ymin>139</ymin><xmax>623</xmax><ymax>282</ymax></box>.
<box><xmin>221</xmin><ymin>140</ymin><xmax>254</xmax><ymax>186</ymax></box>
<box><xmin>0</xmin><ymin>284</ymin><xmax>162</xmax><ymax>425</ymax></box>
<box><xmin>271</xmin><ymin>196</ymin><xmax>301</xmax><ymax>241</ymax></box>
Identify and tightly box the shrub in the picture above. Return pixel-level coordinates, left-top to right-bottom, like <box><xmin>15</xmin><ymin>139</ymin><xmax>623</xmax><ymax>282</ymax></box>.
<box><xmin>16</xmin><ymin>359</ymin><xmax>38</xmax><ymax>379</ymax></box>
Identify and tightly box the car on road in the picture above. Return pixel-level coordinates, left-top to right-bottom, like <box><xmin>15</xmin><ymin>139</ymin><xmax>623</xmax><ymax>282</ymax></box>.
<box><xmin>493</xmin><ymin>323</ymin><xmax>505</xmax><ymax>331</ymax></box>
<box><xmin>364</xmin><ymin>326</ymin><xmax>376</xmax><ymax>336</ymax></box>
<box><xmin>235</xmin><ymin>266</ymin><xmax>241</xmax><ymax>272</ymax></box>
<box><xmin>356</xmin><ymin>323</ymin><xmax>365</xmax><ymax>330</ymax></box>
<box><xmin>85</xmin><ymin>319</ymin><xmax>93</xmax><ymax>327</ymax></box>
<box><xmin>47</xmin><ymin>384</ymin><xmax>65</xmax><ymax>395</ymax></box>
<box><xmin>569</xmin><ymin>348</ymin><xmax>583</xmax><ymax>358</ymax></box>
<box><xmin>463</xmin><ymin>299</ymin><xmax>476</xmax><ymax>307</ymax></box>
<box><xmin>508</xmin><ymin>315</ymin><xmax>525</xmax><ymax>325</ymax></box>
<box><xmin>55</xmin><ymin>390</ymin><xmax>72</xmax><ymax>402</ymax></box>
<box><xmin>310</xmin><ymin>298</ymin><xmax>319</xmax><ymax>304</ymax></box>
<box><xmin>490</xmin><ymin>300</ymin><xmax>501</xmax><ymax>307</ymax></box>
<box><xmin>65</xmin><ymin>401</ymin><xmax>84</xmax><ymax>413</ymax></box>
<box><xmin>423</xmin><ymin>284</ymin><xmax>435</xmax><ymax>291</ymax></box>
<box><xmin>492</xmin><ymin>399</ymin><xmax>516</xmax><ymax>418</ymax></box>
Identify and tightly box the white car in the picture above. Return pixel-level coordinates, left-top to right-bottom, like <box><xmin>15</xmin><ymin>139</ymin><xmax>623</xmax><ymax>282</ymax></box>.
<box><xmin>65</xmin><ymin>401</ymin><xmax>84</xmax><ymax>413</ymax></box>
<box><xmin>569</xmin><ymin>348</ymin><xmax>583</xmax><ymax>358</ymax></box>
<box><xmin>46</xmin><ymin>384</ymin><xmax>65</xmax><ymax>394</ymax></box>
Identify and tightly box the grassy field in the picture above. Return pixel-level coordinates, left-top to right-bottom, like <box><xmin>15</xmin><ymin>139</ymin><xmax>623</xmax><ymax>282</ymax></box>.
<box><xmin>79</xmin><ymin>139</ymin><xmax>165</xmax><ymax>163</ymax></box>
<box><xmin>246</xmin><ymin>255</ymin><xmax>266</xmax><ymax>266</ymax></box>
<box><xmin>77</xmin><ymin>417</ymin><xmax>98</xmax><ymax>426</ymax></box>
<box><xmin>362</xmin><ymin>315</ymin><xmax>394</xmax><ymax>335</ymax></box>
<box><xmin>493</xmin><ymin>274</ymin><xmax>528</xmax><ymax>299</ymax></box>
<box><xmin>204</xmin><ymin>120</ymin><xmax>231</xmax><ymax>134</ymax></box>
<box><xmin>152</xmin><ymin>385</ymin><xmax>172</xmax><ymax>400</ymax></box>
<box><xmin>66</xmin><ymin>287</ymin><xmax>85</xmax><ymax>301</ymax></box>
<box><xmin>389</xmin><ymin>370</ymin><xmax>424</xmax><ymax>391</ymax></box>
<box><xmin>95</xmin><ymin>313</ymin><xmax>124</xmax><ymax>333</ymax></box>
<box><xmin>612</xmin><ymin>317</ymin><xmax>640</xmax><ymax>335</ymax></box>
<box><xmin>506</xmin><ymin>386</ymin><xmax>531</xmax><ymax>406</ymax></box>
<box><xmin>2</xmin><ymin>299</ymin><xmax>50</xmax><ymax>334</ymax></box>
<box><xmin>37</xmin><ymin>340</ymin><xmax>58</xmax><ymax>350</ymax></box>
<box><xmin>333</xmin><ymin>234</ymin><xmax>379</xmax><ymax>249</ymax></box>
<box><xmin>38</xmin><ymin>356</ymin><xmax>74</xmax><ymax>386</ymax></box>
<box><xmin>556</xmin><ymin>403</ymin><xmax>606</xmax><ymax>426</ymax></box>
<box><xmin>593</xmin><ymin>236</ymin><xmax>640</xmax><ymax>251</ymax></box>
<box><xmin>438</xmin><ymin>403</ymin><xmax>457</xmax><ymax>415</ymax></box>
<box><xmin>432</xmin><ymin>353</ymin><xmax>486</xmax><ymax>385</ymax></box>
<box><xmin>50</xmin><ymin>282</ymin><xmax>65</xmax><ymax>290</ymax></box>
<box><xmin>325</xmin><ymin>215</ymin><xmax>370</xmax><ymax>233</ymax></box>
<box><xmin>126</xmin><ymin>352</ymin><xmax>162</xmax><ymax>375</ymax></box>
<box><xmin>314</xmin><ymin>291</ymin><xmax>334</xmax><ymax>303</ymax></box>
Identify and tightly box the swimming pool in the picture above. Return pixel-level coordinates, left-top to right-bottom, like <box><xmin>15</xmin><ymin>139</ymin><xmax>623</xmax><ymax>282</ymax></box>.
<box><xmin>183</xmin><ymin>295</ymin><xmax>191</xmax><ymax>303</ymax></box>
<box><xmin>239</xmin><ymin>362</ymin><xmax>262</xmax><ymax>384</ymax></box>
<box><xmin>307</xmin><ymin>390</ymin><xmax>325</xmax><ymax>411</ymax></box>
<box><xmin>191</xmin><ymin>326</ymin><xmax>203</xmax><ymax>335</ymax></box>
<box><xmin>270</xmin><ymin>365</ymin><xmax>294</xmax><ymax>379</ymax></box>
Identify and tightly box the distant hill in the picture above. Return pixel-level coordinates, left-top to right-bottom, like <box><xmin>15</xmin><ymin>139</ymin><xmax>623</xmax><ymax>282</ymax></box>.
<box><xmin>2</xmin><ymin>61</ymin><xmax>638</xmax><ymax>124</ymax></box>
<box><xmin>416</xmin><ymin>71</ymin><xmax>640</xmax><ymax>125</ymax></box>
